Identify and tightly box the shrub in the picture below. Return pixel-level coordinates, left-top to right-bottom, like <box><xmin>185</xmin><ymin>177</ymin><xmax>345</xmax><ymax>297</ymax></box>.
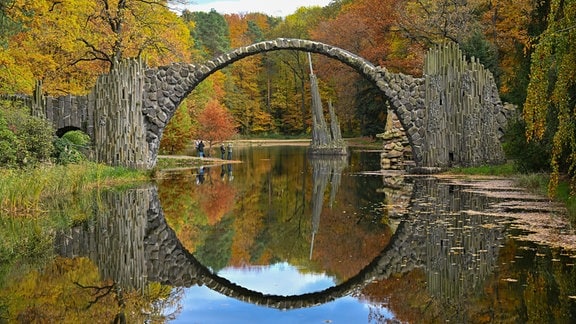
<box><xmin>0</xmin><ymin>102</ymin><xmax>55</xmax><ymax>167</ymax></box>
<box><xmin>53</xmin><ymin>130</ymin><xmax>91</xmax><ymax>164</ymax></box>
<box><xmin>0</xmin><ymin>116</ymin><xmax>22</xmax><ymax>167</ymax></box>
<box><xmin>502</xmin><ymin>119</ymin><xmax>551</xmax><ymax>173</ymax></box>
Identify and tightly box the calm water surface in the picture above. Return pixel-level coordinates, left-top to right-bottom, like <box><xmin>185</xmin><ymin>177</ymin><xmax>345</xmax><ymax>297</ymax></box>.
<box><xmin>2</xmin><ymin>145</ymin><xmax>576</xmax><ymax>323</ymax></box>
<box><xmin>155</xmin><ymin>145</ymin><xmax>576</xmax><ymax>323</ymax></box>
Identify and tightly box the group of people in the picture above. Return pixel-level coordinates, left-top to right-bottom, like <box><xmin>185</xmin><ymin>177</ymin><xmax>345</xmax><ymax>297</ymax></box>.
<box><xmin>194</xmin><ymin>140</ymin><xmax>233</xmax><ymax>160</ymax></box>
<box><xmin>220</xmin><ymin>143</ymin><xmax>233</xmax><ymax>160</ymax></box>
<box><xmin>194</xmin><ymin>141</ymin><xmax>233</xmax><ymax>185</ymax></box>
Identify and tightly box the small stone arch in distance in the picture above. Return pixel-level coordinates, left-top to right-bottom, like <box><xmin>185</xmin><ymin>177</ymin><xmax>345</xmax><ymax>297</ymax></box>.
<box><xmin>55</xmin><ymin>125</ymin><xmax>86</xmax><ymax>138</ymax></box>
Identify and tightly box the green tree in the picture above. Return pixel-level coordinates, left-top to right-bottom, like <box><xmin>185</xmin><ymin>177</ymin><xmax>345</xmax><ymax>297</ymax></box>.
<box><xmin>160</xmin><ymin>100</ymin><xmax>194</xmax><ymax>154</ymax></box>
<box><xmin>460</xmin><ymin>30</ymin><xmax>500</xmax><ymax>81</ymax></box>
<box><xmin>183</xmin><ymin>9</ymin><xmax>230</xmax><ymax>58</ymax></box>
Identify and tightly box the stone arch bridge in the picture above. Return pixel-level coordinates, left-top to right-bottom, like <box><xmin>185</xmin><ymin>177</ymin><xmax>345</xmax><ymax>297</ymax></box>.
<box><xmin>25</xmin><ymin>38</ymin><xmax>507</xmax><ymax>169</ymax></box>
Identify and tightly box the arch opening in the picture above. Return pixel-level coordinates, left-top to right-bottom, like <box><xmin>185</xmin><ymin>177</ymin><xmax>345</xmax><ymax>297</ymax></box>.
<box><xmin>143</xmin><ymin>39</ymin><xmax>425</xmax><ymax>168</ymax></box>
<box><xmin>56</xmin><ymin>125</ymin><xmax>85</xmax><ymax>138</ymax></box>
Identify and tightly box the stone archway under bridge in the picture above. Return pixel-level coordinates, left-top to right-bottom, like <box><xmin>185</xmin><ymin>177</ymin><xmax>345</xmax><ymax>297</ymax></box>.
<box><xmin>27</xmin><ymin>39</ymin><xmax>510</xmax><ymax>170</ymax></box>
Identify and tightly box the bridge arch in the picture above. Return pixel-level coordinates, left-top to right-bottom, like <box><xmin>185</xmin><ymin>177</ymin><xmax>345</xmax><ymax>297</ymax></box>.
<box><xmin>142</xmin><ymin>38</ymin><xmax>426</xmax><ymax>166</ymax></box>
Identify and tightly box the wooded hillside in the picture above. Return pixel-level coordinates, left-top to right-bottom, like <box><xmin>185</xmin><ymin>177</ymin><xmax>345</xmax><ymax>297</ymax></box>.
<box><xmin>1</xmin><ymin>0</ymin><xmax>575</xmax><ymax>193</ymax></box>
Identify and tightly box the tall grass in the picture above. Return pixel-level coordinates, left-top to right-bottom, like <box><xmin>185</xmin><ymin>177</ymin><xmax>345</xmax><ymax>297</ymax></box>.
<box><xmin>0</xmin><ymin>162</ymin><xmax>149</xmax><ymax>214</ymax></box>
<box><xmin>0</xmin><ymin>163</ymin><xmax>148</xmax><ymax>287</ymax></box>
<box><xmin>515</xmin><ymin>173</ymin><xmax>550</xmax><ymax>197</ymax></box>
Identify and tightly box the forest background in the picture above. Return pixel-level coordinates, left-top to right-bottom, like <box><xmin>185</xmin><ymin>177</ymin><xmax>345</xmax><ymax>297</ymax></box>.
<box><xmin>0</xmin><ymin>0</ymin><xmax>575</xmax><ymax>195</ymax></box>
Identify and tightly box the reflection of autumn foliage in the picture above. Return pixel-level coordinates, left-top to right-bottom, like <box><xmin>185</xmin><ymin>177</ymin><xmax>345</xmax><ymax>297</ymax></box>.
<box><xmin>228</xmin><ymin>155</ymin><xmax>274</xmax><ymax>266</ymax></box>
<box><xmin>229</xmin><ymin>183</ymin><xmax>268</xmax><ymax>266</ymax></box>
<box><xmin>312</xmin><ymin>207</ymin><xmax>393</xmax><ymax>280</ymax></box>
<box><xmin>199</xmin><ymin>171</ymin><xmax>237</xmax><ymax>225</ymax></box>
<box><xmin>361</xmin><ymin>270</ymin><xmax>433</xmax><ymax>323</ymax></box>
<box><xmin>158</xmin><ymin>168</ymin><xmax>237</xmax><ymax>253</ymax></box>
<box><xmin>158</xmin><ymin>175</ymin><xmax>205</xmax><ymax>253</ymax></box>
<box><xmin>0</xmin><ymin>256</ymin><xmax>179</xmax><ymax>323</ymax></box>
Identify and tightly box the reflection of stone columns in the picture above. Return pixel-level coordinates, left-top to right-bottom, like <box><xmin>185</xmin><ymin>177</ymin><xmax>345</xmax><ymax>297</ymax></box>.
<box><xmin>55</xmin><ymin>185</ymin><xmax>153</xmax><ymax>292</ymax></box>
<box><xmin>408</xmin><ymin>178</ymin><xmax>504</xmax><ymax>301</ymax></box>
<box><xmin>309</xmin><ymin>155</ymin><xmax>348</xmax><ymax>259</ymax></box>
<box><xmin>97</xmin><ymin>188</ymin><xmax>150</xmax><ymax>291</ymax></box>
<box><xmin>378</xmin><ymin>174</ymin><xmax>413</xmax><ymax>220</ymax></box>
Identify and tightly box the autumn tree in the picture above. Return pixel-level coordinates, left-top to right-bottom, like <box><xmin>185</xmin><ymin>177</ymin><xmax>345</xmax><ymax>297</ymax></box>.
<box><xmin>0</xmin><ymin>0</ymin><xmax>22</xmax><ymax>47</ymax></box>
<box><xmin>524</xmin><ymin>0</ymin><xmax>576</xmax><ymax>196</ymax></box>
<box><xmin>0</xmin><ymin>0</ymin><xmax>191</xmax><ymax>95</ymax></box>
<box><xmin>223</xmin><ymin>13</ymin><xmax>277</xmax><ymax>135</ymax></box>
<box><xmin>74</xmin><ymin>0</ymin><xmax>192</xmax><ymax>70</ymax></box>
<box><xmin>264</xmin><ymin>7</ymin><xmax>328</xmax><ymax>134</ymax></box>
<box><xmin>397</xmin><ymin>0</ymin><xmax>485</xmax><ymax>46</ymax></box>
<box><xmin>473</xmin><ymin>0</ymin><xmax>549</xmax><ymax>104</ymax></box>
<box><xmin>196</xmin><ymin>99</ymin><xmax>237</xmax><ymax>152</ymax></box>
<box><xmin>309</xmin><ymin>0</ymin><xmax>424</xmax><ymax>136</ymax></box>
<box><xmin>160</xmin><ymin>99</ymin><xmax>195</xmax><ymax>154</ymax></box>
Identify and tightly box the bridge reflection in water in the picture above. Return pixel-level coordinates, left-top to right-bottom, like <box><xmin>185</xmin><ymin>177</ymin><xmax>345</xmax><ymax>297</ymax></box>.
<box><xmin>55</xmin><ymin>166</ymin><xmax>506</xmax><ymax>312</ymax></box>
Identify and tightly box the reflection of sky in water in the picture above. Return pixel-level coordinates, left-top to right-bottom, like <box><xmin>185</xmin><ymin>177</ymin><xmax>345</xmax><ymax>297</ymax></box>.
<box><xmin>169</xmin><ymin>262</ymin><xmax>395</xmax><ymax>323</ymax></box>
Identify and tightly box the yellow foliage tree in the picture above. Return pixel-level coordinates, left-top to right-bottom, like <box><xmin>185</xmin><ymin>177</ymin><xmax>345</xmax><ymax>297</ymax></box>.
<box><xmin>524</xmin><ymin>0</ymin><xmax>576</xmax><ymax>196</ymax></box>
<box><xmin>1</xmin><ymin>0</ymin><xmax>192</xmax><ymax>95</ymax></box>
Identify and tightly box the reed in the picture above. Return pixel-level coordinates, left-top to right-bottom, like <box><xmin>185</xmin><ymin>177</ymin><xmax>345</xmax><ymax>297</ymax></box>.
<box><xmin>514</xmin><ymin>173</ymin><xmax>550</xmax><ymax>196</ymax></box>
<box><xmin>0</xmin><ymin>162</ymin><xmax>149</xmax><ymax>215</ymax></box>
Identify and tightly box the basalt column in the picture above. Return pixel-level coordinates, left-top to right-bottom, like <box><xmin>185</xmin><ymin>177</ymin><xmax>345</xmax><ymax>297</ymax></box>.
<box><xmin>93</xmin><ymin>59</ymin><xmax>151</xmax><ymax>169</ymax></box>
<box><xmin>423</xmin><ymin>42</ymin><xmax>506</xmax><ymax>168</ymax></box>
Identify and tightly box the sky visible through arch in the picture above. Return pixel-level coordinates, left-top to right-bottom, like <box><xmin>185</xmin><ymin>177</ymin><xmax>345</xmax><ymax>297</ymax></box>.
<box><xmin>173</xmin><ymin>0</ymin><xmax>333</xmax><ymax>17</ymax></box>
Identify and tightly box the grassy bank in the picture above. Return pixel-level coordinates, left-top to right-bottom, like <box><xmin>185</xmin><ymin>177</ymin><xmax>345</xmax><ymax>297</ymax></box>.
<box><xmin>0</xmin><ymin>162</ymin><xmax>150</xmax><ymax>286</ymax></box>
<box><xmin>0</xmin><ymin>162</ymin><xmax>149</xmax><ymax>215</ymax></box>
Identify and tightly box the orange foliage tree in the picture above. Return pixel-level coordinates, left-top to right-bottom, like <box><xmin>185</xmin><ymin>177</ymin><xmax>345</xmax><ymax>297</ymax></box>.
<box><xmin>196</xmin><ymin>99</ymin><xmax>237</xmax><ymax>152</ymax></box>
<box><xmin>310</xmin><ymin>0</ymin><xmax>424</xmax><ymax>136</ymax></box>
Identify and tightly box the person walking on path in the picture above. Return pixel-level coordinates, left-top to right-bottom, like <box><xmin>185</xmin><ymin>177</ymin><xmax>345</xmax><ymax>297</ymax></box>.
<box><xmin>197</xmin><ymin>140</ymin><xmax>205</xmax><ymax>158</ymax></box>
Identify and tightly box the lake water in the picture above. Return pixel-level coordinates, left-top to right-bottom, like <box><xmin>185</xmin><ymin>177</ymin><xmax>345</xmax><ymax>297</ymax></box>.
<box><xmin>2</xmin><ymin>144</ymin><xmax>576</xmax><ymax>323</ymax></box>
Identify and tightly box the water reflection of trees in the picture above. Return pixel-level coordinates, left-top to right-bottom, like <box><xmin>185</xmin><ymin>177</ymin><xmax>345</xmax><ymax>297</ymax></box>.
<box><xmin>40</xmin><ymin>170</ymin><xmax>576</xmax><ymax>322</ymax></box>
<box><xmin>54</xmin><ymin>185</ymin><xmax>182</xmax><ymax>322</ymax></box>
